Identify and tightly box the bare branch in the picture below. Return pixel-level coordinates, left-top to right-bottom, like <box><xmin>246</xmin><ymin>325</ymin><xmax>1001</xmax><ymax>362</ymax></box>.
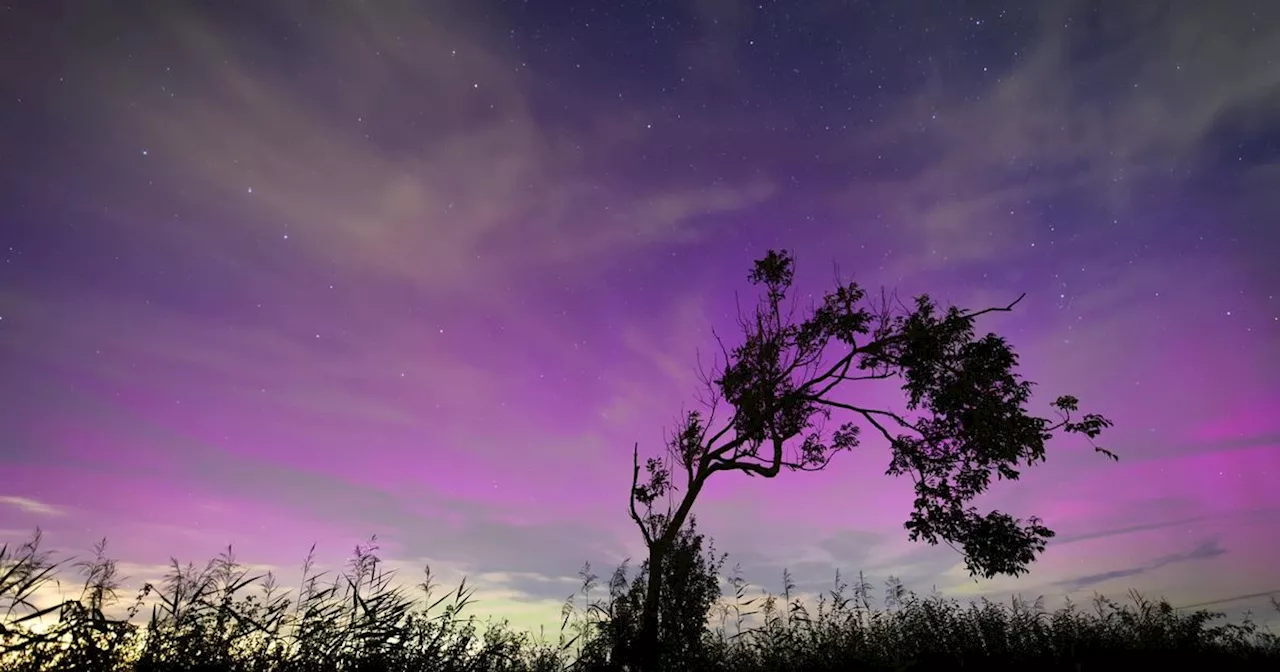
<box><xmin>628</xmin><ymin>444</ymin><xmax>652</xmax><ymax>546</ymax></box>
<box><xmin>961</xmin><ymin>292</ymin><xmax>1027</xmax><ymax>319</ymax></box>
<box><xmin>809</xmin><ymin>398</ymin><xmax>915</xmax><ymax>444</ymax></box>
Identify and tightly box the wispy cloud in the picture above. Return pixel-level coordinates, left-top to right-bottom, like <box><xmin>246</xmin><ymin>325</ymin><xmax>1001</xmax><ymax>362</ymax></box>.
<box><xmin>834</xmin><ymin>1</ymin><xmax>1280</xmax><ymax>270</ymax></box>
<box><xmin>0</xmin><ymin>0</ymin><xmax>1275</xmax><ymax>638</ymax></box>
<box><xmin>71</xmin><ymin>0</ymin><xmax>774</xmax><ymax>299</ymax></box>
<box><xmin>1057</xmin><ymin>539</ymin><xmax>1228</xmax><ymax>592</ymax></box>
<box><xmin>0</xmin><ymin>496</ymin><xmax>67</xmax><ymax>517</ymax></box>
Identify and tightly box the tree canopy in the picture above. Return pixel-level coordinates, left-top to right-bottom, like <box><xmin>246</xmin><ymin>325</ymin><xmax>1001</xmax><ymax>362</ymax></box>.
<box><xmin>625</xmin><ymin>249</ymin><xmax>1116</xmax><ymax>668</ymax></box>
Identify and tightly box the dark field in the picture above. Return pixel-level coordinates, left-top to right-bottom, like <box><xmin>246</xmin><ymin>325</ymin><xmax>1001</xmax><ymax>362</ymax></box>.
<box><xmin>3</xmin><ymin>530</ymin><xmax>1278</xmax><ymax>672</ymax></box>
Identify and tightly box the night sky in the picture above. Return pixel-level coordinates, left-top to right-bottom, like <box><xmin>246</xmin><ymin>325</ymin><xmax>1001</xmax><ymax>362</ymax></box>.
<box><xmin>2</xmin><ymin>0</ymin><xmax>1278</xmax><ymax>634</ymax></box>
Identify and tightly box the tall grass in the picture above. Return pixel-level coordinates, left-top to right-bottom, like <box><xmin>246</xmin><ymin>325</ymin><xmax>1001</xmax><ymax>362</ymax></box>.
<box><xmin>3</xmin><ymin>528</ymin><xmax>1278</xmax><ymax>671</ymax></box>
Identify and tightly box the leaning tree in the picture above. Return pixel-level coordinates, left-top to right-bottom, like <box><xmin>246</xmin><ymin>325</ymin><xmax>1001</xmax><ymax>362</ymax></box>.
<box><xmin>626</xmin><ymin>249</ymin><xmax>1116</xmax><ymax>669</ymax></box>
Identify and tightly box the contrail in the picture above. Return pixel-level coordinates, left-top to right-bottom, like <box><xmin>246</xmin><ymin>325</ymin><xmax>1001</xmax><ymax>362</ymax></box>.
<box><xmin>1174</xmin><ymin>590</ymin><xmax>1280</xmax><ymax>610</ymax></box>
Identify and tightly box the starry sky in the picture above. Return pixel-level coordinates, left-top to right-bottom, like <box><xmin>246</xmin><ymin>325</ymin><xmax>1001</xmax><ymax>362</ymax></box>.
<box><xmin>2</xmin><ymin>0</ymin><xmax>1278</xmax><ymax>635</ymax></box>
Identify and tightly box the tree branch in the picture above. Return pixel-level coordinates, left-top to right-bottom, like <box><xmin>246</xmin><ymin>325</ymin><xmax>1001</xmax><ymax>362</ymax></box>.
<box><xmin>708</xmin><ymin>436</ymin><xmax>785</xmax><ymax>479</ymax></box>
<box><xmin>628</xmin><ymin>443</ymin><xmax>653</xmax><ymax>547</ymax></box>
<box><xmin>807</xmin><ymin>397</ymin><xmax>919</xmax><ymax>445</ymax></box>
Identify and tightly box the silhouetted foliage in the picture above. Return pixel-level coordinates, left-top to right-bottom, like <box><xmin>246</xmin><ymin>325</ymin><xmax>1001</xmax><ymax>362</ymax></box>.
<box><xmin>573</xmin><ymin>519</ymin><xmax>724</xmax><ymax>671</ymax></box>
<box><xmin>3</xmin><ymin>529</ymin><xmax>1279</xmax><ymax>672</ymax></box>
<box><xmin>626</xmin><ymin>249</ymin><xmax>1118</xmax><ymax>668</ymax></box>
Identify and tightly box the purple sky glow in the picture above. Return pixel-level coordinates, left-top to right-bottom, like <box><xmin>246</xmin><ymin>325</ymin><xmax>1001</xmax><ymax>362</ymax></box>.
<box><xmin>1</xmin><ymin>0</ymin><xmax>1278</xmax><ymax>635</ymax></box>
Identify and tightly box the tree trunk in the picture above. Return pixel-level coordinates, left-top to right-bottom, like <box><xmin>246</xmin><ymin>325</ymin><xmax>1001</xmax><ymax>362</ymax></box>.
<box><xmin>634</xmin><ymin>471</ymin><xmax>704</xmax><ymax>671</ymax></box>
<box><xmin>636</xmin><ymin>541</ymin><xmax>666</xmax><ymax>671</ymax></box>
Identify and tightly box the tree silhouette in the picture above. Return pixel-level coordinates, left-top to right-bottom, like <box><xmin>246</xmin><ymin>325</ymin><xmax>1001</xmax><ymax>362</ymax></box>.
<box><xmin>579</xmin><ymin>518</ymin><xmax>724</xmax><ymax>671</ymax></box>
<box><xmin>626</xmin><ymin>249</ymin><xmax>1117</xmax><ymax>670</ymax></box>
